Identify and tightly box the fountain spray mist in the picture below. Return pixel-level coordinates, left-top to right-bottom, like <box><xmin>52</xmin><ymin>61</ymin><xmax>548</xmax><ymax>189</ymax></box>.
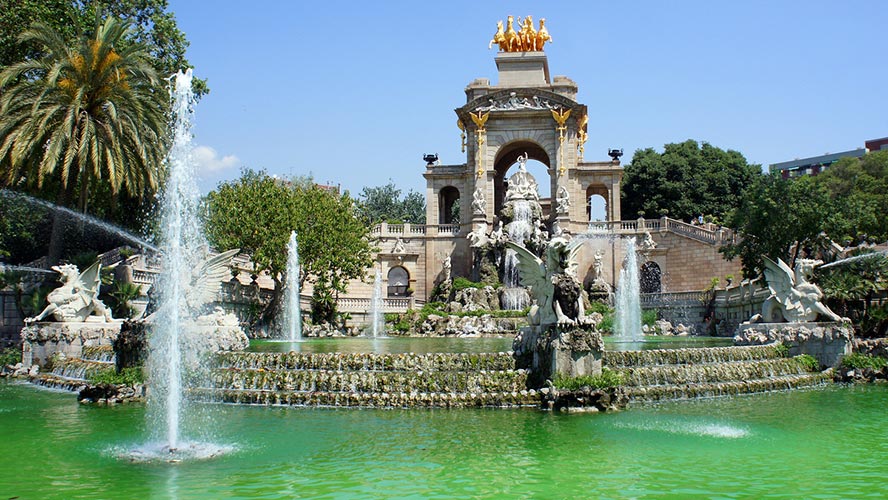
<box><xmin>284</xmin><ymin>231</ymin><xmax>302</xmax><ymax>341</ymax></box>
<box><xmin>147</xmin><ymin>69</ymin><xmax>206</xmax><ymax>451</ymax></box>
<box><xmin>615</xmin><ymin>237</ymin><xmax>643</xmax><ymax>342</ymax></box>
<box><xmin>368</xmin><ymin>268</ymin><xmax>385</xmax><ymax>338</ymax></box>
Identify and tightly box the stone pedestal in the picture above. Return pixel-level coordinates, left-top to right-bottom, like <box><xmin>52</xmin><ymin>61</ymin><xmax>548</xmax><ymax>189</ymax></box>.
<box><xmin>734</xmin><ymin>322</ymin><xmax>853</xmax><ymax>368</ymax></box>
<box><xmin>495</xmin><ymin>52</ymin><xmax>550</xmax><ymax>87</ymax></box>
<box><xmin>514</xmin><ymin>325</ymin><xmax>603</xmax><ymax>387</ymax></box>
<box><xmin>21</xmin><ymin>321</ymin><xmax>123</xmax><ymax>368</ymax></box>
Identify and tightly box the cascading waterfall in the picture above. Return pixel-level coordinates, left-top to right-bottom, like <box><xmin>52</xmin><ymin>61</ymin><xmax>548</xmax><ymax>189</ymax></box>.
<box><xmin>368</xmin><ymin>268</ymin><xmax>385</xmax><ymax>337</ymax></box>
<box><xmin>502</xmin><ymin>200</ymin><xmax>533</xmax><ymax>310</ymax></box>
<box><xmin>284</xmin><ymin>231</ymin><xmax>302</xmax><ymax>342</ymax></box>
<box><xmin>615</xmin><ymin>237</ymin><xmax>642</xmax><ymax>342</ymax></box>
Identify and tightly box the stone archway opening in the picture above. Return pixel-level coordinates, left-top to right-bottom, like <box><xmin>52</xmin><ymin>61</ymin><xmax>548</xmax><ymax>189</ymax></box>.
<box><xmin>387</xmin><ymin>266</ymin><xmax>410</xmax><ymax>297</ymax></box>
<box><xmin>586</xmin><ymin>185</ymin><xmax>609</xmax><ymax>222</ymax></box>
<box><xmin>640</xmin><ymin>261</ymin><xmax>662</xmax><ymax>294</ymax></box>
<box><xmin>493</xmin><ymin>141</ymin><xmax>550</xmax><ymax>218</ymax></box>
<box><xmin>439</xmin><ymin>186</ymin><xmax>460</xmax><ymax>224</ymax></box>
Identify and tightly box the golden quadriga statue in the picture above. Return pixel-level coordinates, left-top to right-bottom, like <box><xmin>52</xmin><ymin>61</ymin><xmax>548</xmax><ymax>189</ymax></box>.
<box><xmin>489</xmin><ymin>16</ymin><xmax>551</xmax><ymax>52</ymax></box>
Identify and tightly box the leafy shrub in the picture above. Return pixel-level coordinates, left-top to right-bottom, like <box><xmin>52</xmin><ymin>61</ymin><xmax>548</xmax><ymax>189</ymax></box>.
<box><xmin>840</xmin><ymin>353</ymin><xmax>888</xmax><ymax>371</ymax></box>
<box><xmin>107</xmin><ymin>281</ymin><xmax>142</xmax><ymax>319</ymax></box>
<box><xmin>89</xmin><ymin>367</ymin><xmax>145</xmax><ymax>385</ymax></box>
<box><xmin>452</xmin><ymin>277</ymin><xmax>481</xmax><ymax>291</ymax></box>
<box><xmin>774</xmin><ymin>343</ymin><xmax>789</xmax><ymax>358</ymax></box>
<box><xmin>794</xmin><ymin>354</ymin><xmax>819</xmax><ymax>372</ymax></box>
<box><xmin>0</xmin><ymin>347</ymin><xmax>21</xmax><ymax>367</ymax></box>
<box><xmin>586</xmin><ymin>301</ymin><xmax>612</xmax><ymax>315</ymax></box>
<box><xmin>598</xmin><ymin>313</ymin><xmax>614</xmax><ymax>334</ymax></box>
<box><xmin>642</xmin><ymin>309</ymin><xmax>658</xmax><ymax>327</ymax></box>
<box><xmin>552</xmin><ymin>368</ymin><xmax>623</xmax><ymax>390</ymax></box>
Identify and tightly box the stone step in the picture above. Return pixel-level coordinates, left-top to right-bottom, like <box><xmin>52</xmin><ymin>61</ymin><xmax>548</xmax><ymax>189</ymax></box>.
<box><xmin>614</xmin><ymin>358</ymin><xmax>811</xmax><ymax>387</ymax></box>
<box><xmin>216</xmin><ymin>351</ymin><xmax>517</xmax><ymax>372</ymax></box>
<box><xmin>622</xmin><ymin>372</ymin><xmax>831</xmax><ymax>403</ymax></box>
<box><xmin>212</xmin><ymin>368</ymin><xmax>528</xmax><ymax>394</ymax></box>
<box><xmin>30</xmin><ymin>373</ymin><xmax>90</xmax><ymax>392</ymax></box>
<box><xmin>49</xmin><ymin>358</ymin><xmax>113</xmax><ymax>380</ymax></box>
<box><xmin>203</xmin><ymin>388</ymin><xmax>540</xmax><ymax>408</ymax></box>
<box><xmin>603</xmin><ymin>343</ymin><xmax>782</xmax><ymax>368</ymax></box>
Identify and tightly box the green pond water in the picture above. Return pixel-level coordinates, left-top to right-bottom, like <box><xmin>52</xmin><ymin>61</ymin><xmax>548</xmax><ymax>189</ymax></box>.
<box><xmin>249</xmin><ymin>335</ymin><xmax>733</xmax><ymax>354</ymax></box>
<box><xmin>3</xmin><ymin>380</ymin><xmax>887</xmax><ymax>499</ymax></box>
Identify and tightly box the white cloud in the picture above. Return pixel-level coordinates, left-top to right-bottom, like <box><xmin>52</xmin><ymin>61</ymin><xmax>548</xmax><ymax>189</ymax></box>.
<box><xmin>192</xmin><ymin>145</ymin><xmax>240</xmax><ymax>174</ymax></box>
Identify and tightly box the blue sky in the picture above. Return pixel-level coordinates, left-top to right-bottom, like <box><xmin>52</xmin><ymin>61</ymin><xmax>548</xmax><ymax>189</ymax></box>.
<box><xmin>170</xmin><ymin>1</ymin><xmax>887</xmax><ymax>195</ymax></box>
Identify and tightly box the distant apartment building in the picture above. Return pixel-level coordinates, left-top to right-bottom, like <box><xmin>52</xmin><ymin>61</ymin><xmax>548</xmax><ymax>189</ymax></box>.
<box><xmin>769</xmin><ymin>136</ymin><xmax>888</xmax><ymax>178</ymax></box>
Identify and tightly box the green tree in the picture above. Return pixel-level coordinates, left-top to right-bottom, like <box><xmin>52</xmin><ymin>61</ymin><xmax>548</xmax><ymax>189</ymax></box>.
<box><xmin>816</xmin><ymin>151</ymin><xmax>888</xmax><ymax>244</ymax></box>
<box><xmin>204</xmin><ymin>169</ymin><xmax>375</xmax><ymax>326</ymax></box>
<box><xmin>720</xmin><ymin>174</ymin><xmax>832</xmax><ymax>278</ymax></box>
<box><xmin>357</xmin><ymin>181</ymin><xmax>426</xmax><ymax>224</ymax></box>
<box><xmin>0</xmin><ymin>0</ymin><xmax>207</xmax><ymax>96</ymax></box>
<box><xmin>0</xmin><ymin>16</ymin><xmax>166</xmax><ymax>262</ymax></box>
<box><xmin>621</xmin><ymin>140</ymin><xmax>760</xmax><ymax>222</ymax></box>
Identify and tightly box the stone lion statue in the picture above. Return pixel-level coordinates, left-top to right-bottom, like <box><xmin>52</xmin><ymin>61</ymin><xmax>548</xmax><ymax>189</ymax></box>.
<box><xmin>27</xmin><ymin>261</ymin><xmax>113</xmax><ymax>323</ymax></box>
<box><xmin>751</xmin><ymin>256</ymin><xmax>844</xmax><ymax>323</ymax></box>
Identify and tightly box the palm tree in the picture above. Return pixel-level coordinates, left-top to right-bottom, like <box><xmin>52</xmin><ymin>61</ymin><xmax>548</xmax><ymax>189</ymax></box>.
<box><xmin>0</xmin><ymin>16</ymin><xmax>167</xmax><ymax>261</ymax></box>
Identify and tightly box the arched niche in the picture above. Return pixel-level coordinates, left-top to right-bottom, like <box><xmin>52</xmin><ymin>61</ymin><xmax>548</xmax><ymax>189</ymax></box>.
<box><xmin>586</xmin><ymin>185</ymin><xmax>610</xmax><ymax>222</ymax></box>
<box><xmin>493</xmin><ymin>141</ymin><xmax>550</xmax><ymax>217</ymax></box>
<box><xmin>640</xmin><ymin>261</ymin><xmax>662</xmax><ymax>294</ymax></box>
<box><xmin>387</xmin><ymin>266</ymin><xmax>410</xmax><ymax>297</ymax></box>
<box><xmin>439</xmin><ymin>186</ymin><xmax>460</xmax><ymax>224</ymax></box>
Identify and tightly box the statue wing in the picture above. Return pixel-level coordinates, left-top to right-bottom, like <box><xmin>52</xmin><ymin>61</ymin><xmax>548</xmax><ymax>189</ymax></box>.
<box><xmin>565</xmin><ymin>238</ymin><xmax>585</xmax><ymax>277</ymax></box>
<box><xmin>77</xmin><ymin>261</ymin><xmax>102</xmax><ymax>302</ymax></box>
<box><xmin>189</xmin><ymin>248</ymin><xmax>240</xmax><ymax>308</ymax></box>
<box><xmin>505</xmin><ymin>241</ymin><xmax>547</xmax><ymax>290</ymax></box>
<box><xmin>762</xmin><ymin>256</ymin><xmax>795</xmax><ymax>299</ymax></box>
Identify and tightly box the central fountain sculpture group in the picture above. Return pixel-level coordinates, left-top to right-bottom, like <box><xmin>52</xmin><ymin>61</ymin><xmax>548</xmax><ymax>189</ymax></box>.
<box><xmin>462</xmin><ymin>154</ymin><xmax>602</xmax><ymax>387</ymax></box>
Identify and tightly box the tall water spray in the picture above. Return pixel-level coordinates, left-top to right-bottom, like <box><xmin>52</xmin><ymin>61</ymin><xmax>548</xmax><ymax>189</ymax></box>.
<box><xmin>368</xmin><ymin>268</ymin><xmax>385</xmax><ymax>337</ymax></box>
<box><xmin>284</xmin><ymin>231</ymin><xmax>302</xmax><ymax>341</ymax></box>
<box><xmin>147</xmin><ymin>69</ymin><xmax>206</xmax><ymax>451</ymax></box>
<box><xmin>615</xmin><ymin>237</ymin><xmax>643</xmax><ymax>341</ymax></box>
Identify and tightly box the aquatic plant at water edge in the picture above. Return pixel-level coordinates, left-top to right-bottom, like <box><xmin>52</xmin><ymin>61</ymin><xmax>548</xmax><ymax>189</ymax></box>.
<box><xmin>552</xmin><ymin>368</ymin><xmax>623</xmax><ymax>390</ymax></box>
<box><xmin>89</xmin><ymin>367</ymin><xmax>145</xmax><ymax>385</ymax></box>
<box><xmin>794</xmin><ymin>354</ymin><xmax>819</xmax><ymax>372</ymax></box>
<box><xmin>0</xmin><ymin>347</ymin><xmax>21</xmax><ymax>367</ymax></box>
<box><xmin>840</xmin><ymin>353</ymin><xmax>888</xmax><ymax>371</ymax></box>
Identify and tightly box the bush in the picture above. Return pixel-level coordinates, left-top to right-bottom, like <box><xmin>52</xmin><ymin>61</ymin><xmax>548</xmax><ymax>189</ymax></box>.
<box><xmin>586</xmin><ymin>301</ymin><xmax>612</xmax><ymax>315</ymax></box>
<box><xmin>107</xmin><ymin>281</ymin><xmax>142</xmax><ymax>319</ymax></box>
<box><xmin>452</xmin><ymin>277</ymin><xmax>481</xmax><ymax>291</ymax></box>
<box><xmin>552</xmin><ymin>368</ymin><xmax>623</xmax><ymax>390</ymax></box>
<box><xmin>774</xmin><ymin>343</ymin><xmax>789</xmax><ymax>358</ymax></box>
<box><xmin>840</xmin><ymin>353</ymin><xmax>888</xmax><ymax>371</ymax></box>
<box><xmin>0</xmin><ymin>347</ymin><xmax>21</xmax><ymax>367</ymax></box>
<box><xmin>642</xmin><ymin>309</ymin><xmax>658</xmax><ymax>327</ymax></box>
<box><xmin>89</xmin><ymin>366</ymin><xmax>144</xmax><ymax>385</ymax></box>
<box><xmin>794</xmin><ymin>354</ymin><xmax>819</xmax><ymax>372</ymax></box>
<box><xmin>598</xmin><ymin>313</ymin><xmax>614</xmax><ymax>334</ymax></box>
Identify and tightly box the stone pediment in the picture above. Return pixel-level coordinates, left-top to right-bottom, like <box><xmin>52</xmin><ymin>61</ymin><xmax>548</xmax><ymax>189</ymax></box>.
<box><xmin>457</xmin><ymin>89</ymin><xmax>583</xmax><ymax>124</ymax></box>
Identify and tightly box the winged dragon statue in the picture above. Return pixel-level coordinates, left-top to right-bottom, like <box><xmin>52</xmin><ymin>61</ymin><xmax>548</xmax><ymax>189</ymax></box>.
<box><xmin>506</xmin><ymin>237</ymin><xmax>588</xmax><ymax>326</ymax></box>
<box><xmin>27</xmin><ymin>261</ymin><xmax>113</xmax><ymax>323</ymax></box>
<box><xmin>753</xmin><ymin>256</ymin><xmax>843</xmax><ymax>323</ymax></box>
<box><xmin>143</xmin><ymin>248</ymin><xmax>240</xmax><ymax>324</ymax></box>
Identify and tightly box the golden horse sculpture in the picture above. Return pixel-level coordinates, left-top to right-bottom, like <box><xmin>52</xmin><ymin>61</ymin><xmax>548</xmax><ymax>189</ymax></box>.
<box><xmin>490</xmin><ymin>16</ymin><xmax>552</xmax><ymax>52</ymax></box>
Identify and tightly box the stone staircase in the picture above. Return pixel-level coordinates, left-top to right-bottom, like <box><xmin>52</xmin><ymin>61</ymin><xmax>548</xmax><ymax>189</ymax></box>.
<box><xmin>30</xmin><ymin>345</ymin><xmax>115</xmax><ymax>391</ymax></box>
<box><xmin>603</xmin><ymin>343</ymin><xmax>831</xmax><ymax>404</ymax></box>
<box><xmin>207</xmin><ymin>351</ymin><xmax>539</xmax><ymax>408</ymax></box>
